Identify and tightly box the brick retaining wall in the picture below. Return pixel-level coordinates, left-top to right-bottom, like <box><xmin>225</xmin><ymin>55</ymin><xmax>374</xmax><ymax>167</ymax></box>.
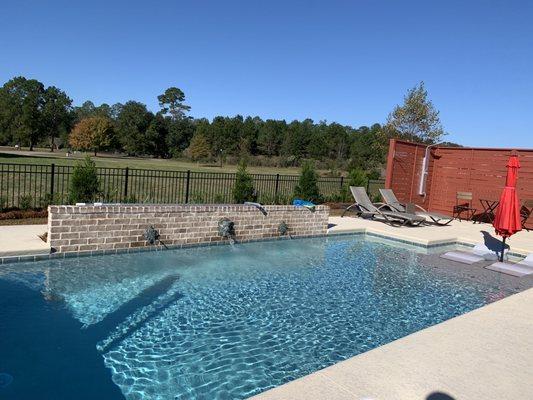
<box><xmin>47</xmin><ymin>204</ymin><xmax>329</xmax><ymax>254</ymax></box>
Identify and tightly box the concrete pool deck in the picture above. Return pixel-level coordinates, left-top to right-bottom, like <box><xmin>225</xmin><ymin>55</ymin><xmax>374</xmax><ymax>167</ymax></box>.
<box><xmin>328</xmin><ymin>216</ymin><xmax>533</xmax><ymax>256</ymax></box>
<box><xmin>0</xmin><ymin>224</ymin><xmax>49</xmax><ymax>257</ymax></box>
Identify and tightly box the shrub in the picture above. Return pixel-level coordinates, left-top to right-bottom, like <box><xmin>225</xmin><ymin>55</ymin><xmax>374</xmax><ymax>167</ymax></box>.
<box><xmin>102</xmin><ymin>187</ymin><xmax>120</xmax><ymax>203</ymax></box>
<box><xmin>18</xmin><ymin>195</ymin><xmax>33</xmax><ymax>211</ymax></box>
<box><xmin>190</xmin><ymin>192</ymin><xmax>205</xmax><ymax>203</ymax></box>
<box><xmin>0</xmin><ymin>196</ymin><xmax>6</xmax><ymax>212</ymax></box>
<box><xmin>259</xmin><ymin>193</ymin><xmax>275</xmax><ymax>205</ymax></box>
<box><xmin>366</xmin><ymin>169</ymin><xmax>382</xmax><ymax>181</ymax></box>
<box><xmin>39</xmin><ymin>193</ymin><xmax>62</xmax><ymax>208</ymax></box>
<box><xmin>277</xmin><ymin>194</ymin><xmax>292</xmax><ymax>205</ymax></box>
<box><xmin>69</xmin><ymin>156</ymin><xmax>100</xmax><ymax>204</ymax></box>
<box><xmin>0</xmin><ymin>209</ymin><xmax>48</xmax><ymax>220</ymax></box>
<box><xmin>214</xmin><ymin>193</ymin><xmax>226</xmax><ymax>203</ymax></box>
<box><xmin>294</xmin><ymin>161</ymin><xmax>320</xmax><ymax>203</ymax></box>
<box><xmin>261</xmin><ymin>193</ymin><xmax>291</xmax><ymax>205</ymax></box>
<box><xmin>340</xmin><ymin>167</ymin><xmax>368</xmax><ymax>201</ymax></box>
<box><xmin>347</xmin><ymin>167</ymin><xmax>368</xmax><ymax>187</ymax></box>
<box><xmin>233</xmin><ymin>160</ymin><xmax>256</xmax><ymax>203</ymax></box>
<box><xmin>322</xmin><ymin>193</ymin><xmax>344</xmax><ymax>203</ymax></box>
<box><xmin>123</xmin><ymin>195</ymin><xmax>139</xmax><ymax>204</ymax></box>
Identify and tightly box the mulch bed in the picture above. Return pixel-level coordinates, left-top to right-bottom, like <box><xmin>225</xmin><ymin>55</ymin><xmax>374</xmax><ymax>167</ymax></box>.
<box><xmin>322</xmin><ymin>202</ymin><xmax>351</xmax><ymax>210</ymax></box>
<box><xmin>0</xmin><ymin>209</ymin><xmax>48</xmax><ymax>221</ymax></box>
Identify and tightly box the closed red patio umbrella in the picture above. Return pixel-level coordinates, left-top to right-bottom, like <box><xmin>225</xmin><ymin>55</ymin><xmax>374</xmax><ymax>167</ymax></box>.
<box><xmin>493</xmin><ymin>154</ymin><xmax>522</xmax><ymax>261</ymax></box>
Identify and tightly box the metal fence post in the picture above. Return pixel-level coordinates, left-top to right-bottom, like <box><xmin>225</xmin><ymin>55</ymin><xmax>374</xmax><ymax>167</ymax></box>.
<box><xmin>185</xmin><ymin>170</ymin><xmax>191</xmax><ymax>203</ymax></box>
<box><xmin>275</xmin><ymin>174</ymin><xmax>280</xmax><ymax>199</ymax></box>
<box><xmin>50</xmin><ymin>163</ymin><xmax>55</xmax><ymax>200</ymax></box>
<box><xmin>123</xmin><ymin>167</ymin><xmax>129</xmax><ymax>200</ymax></box>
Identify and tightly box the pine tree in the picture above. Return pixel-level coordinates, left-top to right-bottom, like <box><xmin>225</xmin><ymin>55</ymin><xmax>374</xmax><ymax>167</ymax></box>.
<box><xmin>69</xmin><ymin>156</ymin><xmax>100</xmax><ymax>203</ymax></box>
<box><xmin>233</xmin><ymin>160</ymin><xmax>255</xmax><ymax>203</ymax></box>
<box><xmin>294</xmin><ymin>161</ymin><xmax>320</xmax><ymax>202</ymax></box>
<box><xmin>385</xmin><ymin>81</ymin><xmax>445</xmax><ymax>143</ymax></box>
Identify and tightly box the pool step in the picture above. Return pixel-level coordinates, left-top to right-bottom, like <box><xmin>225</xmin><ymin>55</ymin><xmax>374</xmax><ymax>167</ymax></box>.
<box><xmin>87</xmin><ymin>274</ymin><xmax>182</xmax><ymax>352</ymax></box>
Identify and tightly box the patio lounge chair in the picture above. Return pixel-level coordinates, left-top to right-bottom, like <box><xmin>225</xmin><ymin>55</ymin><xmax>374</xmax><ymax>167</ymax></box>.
<box><xmin>379</xmin><ymin>188</ymin><xmax>453</xmax><ymax>226</ymax></box>
<box><xmin>342</xmin><ymin>186</ymin><xmax>425</xmax><ymax>226</ymax></box>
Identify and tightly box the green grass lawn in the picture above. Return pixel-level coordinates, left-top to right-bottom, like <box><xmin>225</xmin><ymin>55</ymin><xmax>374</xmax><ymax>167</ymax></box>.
<box><xmin>1</xmin><ymin>147</ymin><xmax>386</xmax><ymax>211</ymax></box>
<box><xmin>0</xmin><ymin>147</ymin><xmax>348</xmax><ymax>209</ymax></box>
<box><xmin>0</xmin><ymin>147</ymin><xmax>323</xmax><ymax>176</ymax></box>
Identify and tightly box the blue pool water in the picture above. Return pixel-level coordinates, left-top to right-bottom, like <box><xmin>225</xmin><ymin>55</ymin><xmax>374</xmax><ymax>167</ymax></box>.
<box><xmin>0</xmin><ymin>236</ymin><xmax>516</xmax><ymax>399</ymax></box>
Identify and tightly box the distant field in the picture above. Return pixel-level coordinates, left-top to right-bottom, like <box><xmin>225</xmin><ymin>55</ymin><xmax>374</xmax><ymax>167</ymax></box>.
<box><xmin>0</xmin><ymin>147</ymin><xmax>326</xmax><ymax>176</ymax></box>
<box><xmin>0</xmin><ymin>147</ymin><xmax>385</xmax><ymax>210</ymax></box>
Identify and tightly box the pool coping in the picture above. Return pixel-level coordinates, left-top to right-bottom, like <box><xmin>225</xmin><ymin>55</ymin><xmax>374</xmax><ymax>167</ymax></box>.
<box><xmin>330</xmin><ymin>227</ymin><xmax>528</xmax><ymax>258</ymax></box>
<box><xmin>0</xmin><ymin>233</ymin><xmax>326</xmax><ymax>264</ymax></box>
<box><xmin>1</xmin><ymin>228</ymin><xmax>526</xmax><ymax>265</ymax></box>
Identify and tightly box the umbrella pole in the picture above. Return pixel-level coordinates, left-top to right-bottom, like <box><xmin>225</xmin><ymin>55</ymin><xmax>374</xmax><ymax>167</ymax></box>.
<box><xmin>500</xmin><ymin>237</ymin><xmax>507</xmax><ymax>262</ymax></box>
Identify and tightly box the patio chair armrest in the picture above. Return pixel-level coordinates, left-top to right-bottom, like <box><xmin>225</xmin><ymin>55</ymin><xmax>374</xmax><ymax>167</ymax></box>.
<box><xmin>378</xmin><ymin>204</ymin><xmax>398</xmax><ymax>212</ymax></box>
<box><xmin>358</xmin><ymin>204</ymin><xmax>374</xmax><ymax>213</ymax></box>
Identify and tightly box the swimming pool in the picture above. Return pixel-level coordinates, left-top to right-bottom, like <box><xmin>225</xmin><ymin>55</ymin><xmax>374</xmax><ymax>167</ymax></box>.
<box><xmin>0</xmin><ymin>235</ymin><xmax>517</xmax><ymax>399</ymax></box>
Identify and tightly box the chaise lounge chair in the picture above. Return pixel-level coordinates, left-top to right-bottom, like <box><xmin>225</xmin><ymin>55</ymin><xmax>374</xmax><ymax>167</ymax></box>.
<box><xmin>379</xmin><ymin>188</ymin><xmax>453</xmax><ymax>226</ymax></box>
<box><xmin>342</xmin><ymin>186</ymin><xmax>425</xmax><ymax>226</ymax></box>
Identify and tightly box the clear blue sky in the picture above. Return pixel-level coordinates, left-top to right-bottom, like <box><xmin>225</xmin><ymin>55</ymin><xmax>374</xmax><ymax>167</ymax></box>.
<box><xmin>1</xmin><ymin>0</ymin><xmax>532</xmax><ymax>148</ymax></box>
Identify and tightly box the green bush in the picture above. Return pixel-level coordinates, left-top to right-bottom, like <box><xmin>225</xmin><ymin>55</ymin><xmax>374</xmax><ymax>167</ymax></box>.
<box><xmin>39</xmin><ymin>193</ymin><xmax>62</xmax><ymax>208</ymax></box>
<box><xmin>340</xmin><ymin>167</ymin><xmax>368</xmax><ymax>201</ymax></box>
<box><xmin>366</xmin><ymin>169</ymin><xmax>381</xmax><ymax>181</ymax></box>
<box><xmin>259</xmin><ymin>193</ymin><xmax>289</xmax><ymax>205</ymax></box>
<box><xmin>259</xmin><ymin>193</ymin><xmax>275</xmax><ymax>205</ymax></box>
<box><xmin>233</xmin><ymin>160</ymin><xmax>255</xmax><ymax>203</ymax></box>
<box><xmin>276</xmin><ymin>194</ymin><xmax>292</xmax><ymax>205</ymax></box>
<box><xmin>190</xmin><ymin>192</ymin><xmax>205</xmax><ymax>203</ymax></box>
<box><xmin>102</xmin><ymin>187</ymin><xmax>119</xmax><ymax>203</ymax></box>
<box><xmin>123</xmin><ymin>195</ymin><xmax>138</xmax><ymax>204</ymax></box>
<box><xmin>0</xmin><ymin>196</ymin><xmax>7</xmax><ymax>212</ymax></box>
<box><xmin>371</xmin><ymin>192</ymin><xmax>382</xmax><ymax>203</ymax></box>
<box><xmin>69</xmin><ymin>156</ymin><xmax>100</xmax><ymax>204</ymax></box>
<box><xmin>322</xmin><ymin>193</ymin><xmax>344</xmax><ymax>203</ymax></box>
<box><xmin>347</xmin><ymin>167</ymin><xmax>368</xmax><ymax>187</ymax></box>
<box><xmin>294</xmin><ymin>161</ymin><xmax>320</xmax><ymax>203</ymax></box>
<box><xmin>18</xmin><ymin>195</ymin><xmax>33</xmax><ymax>211</ymax></box>
<box><xmin>214</xmin><ymin>193</ymin><xmax>226</xmax><ymax>203</ymax></box>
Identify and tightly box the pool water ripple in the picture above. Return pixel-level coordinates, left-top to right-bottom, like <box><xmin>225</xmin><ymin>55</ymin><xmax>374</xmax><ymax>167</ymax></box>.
<box><xmin>0</xmin><ymin>236</ymin><xmax>516</xmax><ymax>400</ymax></box>
<box><xmin>99</xmin><ymin>239</ymin><xmax>509</xmax><ymax>399</ymax></box>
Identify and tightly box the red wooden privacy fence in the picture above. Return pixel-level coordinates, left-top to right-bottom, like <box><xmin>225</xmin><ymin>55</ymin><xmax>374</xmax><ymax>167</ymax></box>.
<box><xmin>384</xmin><ymin>139</ymin><xmax>533</xmax><ymax>227</ymax></box>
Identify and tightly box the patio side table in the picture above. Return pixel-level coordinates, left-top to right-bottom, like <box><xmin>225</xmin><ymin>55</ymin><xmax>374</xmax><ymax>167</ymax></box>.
<box><xmin>475</xmin><ymin>198</ymin><xmax>499</xmax><ymax>224</ymax></box>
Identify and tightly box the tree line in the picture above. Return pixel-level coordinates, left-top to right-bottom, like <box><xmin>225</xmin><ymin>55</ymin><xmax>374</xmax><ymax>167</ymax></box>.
<box><xmin>0</xmin><ymin>76</ymin><xmax>451</xmax><ymax>174</ymax></box>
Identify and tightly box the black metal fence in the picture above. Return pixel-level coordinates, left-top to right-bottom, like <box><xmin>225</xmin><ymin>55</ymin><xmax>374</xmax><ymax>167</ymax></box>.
<box><xmin>0</xmin><ymin>162</ymin><xmax>385</xmax><ymax>209</ymax></box>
